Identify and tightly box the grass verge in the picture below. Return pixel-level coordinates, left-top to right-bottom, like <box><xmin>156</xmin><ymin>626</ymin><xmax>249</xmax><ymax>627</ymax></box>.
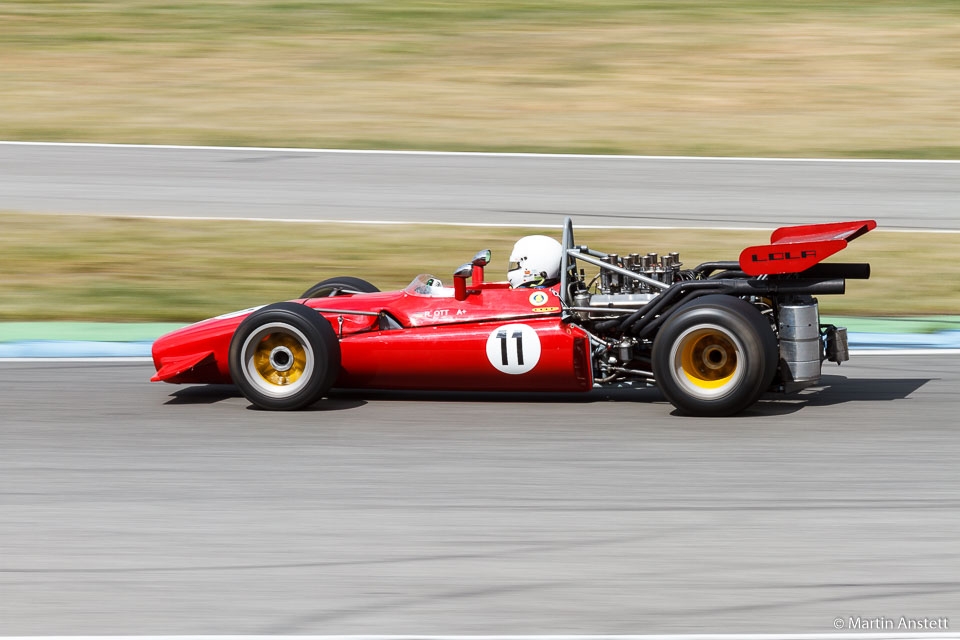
<box><xmin>2</xmin><ymin>1</ymin><xmax>960</xmax><ymax>157</ymax></box>
<box><xmin>1</xmin><ymin>213</ymin><xmax>957</xmax><ymax>322</ymax></box>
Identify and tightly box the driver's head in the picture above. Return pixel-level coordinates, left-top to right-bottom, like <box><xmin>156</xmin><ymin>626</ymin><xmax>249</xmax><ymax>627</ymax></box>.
<box><xmin>508</xmin><ymin>235</ymin><xmax>563</xmax><ymax>288</ymax></box>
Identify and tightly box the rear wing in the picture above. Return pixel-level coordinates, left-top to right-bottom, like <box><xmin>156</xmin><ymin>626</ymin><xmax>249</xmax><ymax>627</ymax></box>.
<box><xmin>739</xmin><ymin>220</ymin><xmax>876</xmax><ymax>276</ymax></box>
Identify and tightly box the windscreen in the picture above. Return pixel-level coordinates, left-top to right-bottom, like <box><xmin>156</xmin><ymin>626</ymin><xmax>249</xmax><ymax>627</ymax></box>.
<box><xmin>403</xmin><ymin>274</ymin><xmax>455</xmax><ymax>297</ymax></box>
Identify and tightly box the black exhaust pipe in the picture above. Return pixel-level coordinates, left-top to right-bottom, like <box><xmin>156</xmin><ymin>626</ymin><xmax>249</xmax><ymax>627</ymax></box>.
<box><xmin>715</xmin><ymin>278</ymin><xmax>846</xmax><ymax>296</ymax></box>
<box><xmin>800</xmin><ymin>263</ymin><xmax>870</xmax><ymax>280</ymax></box>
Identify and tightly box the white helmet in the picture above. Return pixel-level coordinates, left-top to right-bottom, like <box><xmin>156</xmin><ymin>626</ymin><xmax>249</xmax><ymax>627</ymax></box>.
<box><xmin>508</xmin><ymin>235</ymin><xmax>563</xmax><ymax>288</ymax></box>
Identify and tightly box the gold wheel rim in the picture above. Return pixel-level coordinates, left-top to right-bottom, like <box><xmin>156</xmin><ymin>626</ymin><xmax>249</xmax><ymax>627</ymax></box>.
<box><xmin>252</xmin><ymin>332</ymin><xmax>308</xmax><ymax>386</ymax></box>
<box><xmin>678</xmin><ymin>328</ymin><xmax>738</xmax><ymax>390</ymax></box>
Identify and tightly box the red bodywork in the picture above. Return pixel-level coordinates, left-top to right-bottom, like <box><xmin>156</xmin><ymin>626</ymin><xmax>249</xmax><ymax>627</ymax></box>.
<box><xmin>152</xmin><ymin>219</ymin><xmax>874</xmax><ymax>394</ymax></box>
<box><xmin>739</xmin><ymin>220</ymin><xmax>876</xmax><ymax>276</ymax></box>
<box><xmin>151</xmin><ymin>276</ymin><xmax>593</xmax><ymax>392</ymax></box>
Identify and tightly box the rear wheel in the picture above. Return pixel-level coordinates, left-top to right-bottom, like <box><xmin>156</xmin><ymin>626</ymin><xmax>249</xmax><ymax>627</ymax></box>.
<box><xmin>652</xmin><ymin>295</ymin><xmax>777</xmax><ymax>416</ymax></box>
<box><xmin>301</xmin><ymin>276</ymin><xmax>378</xmax><ymax>299</ymax></box>
<box><xmin>229</xmin><ymin>302</ymin><xmax>341</xmax><ymax>410</ymax></box>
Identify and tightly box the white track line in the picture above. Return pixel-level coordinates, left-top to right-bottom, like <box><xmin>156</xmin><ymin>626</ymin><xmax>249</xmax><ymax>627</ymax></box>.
<box><xmin>3</xmin><ymin>634</ymin><xmax>958</xmax><ymax>640</ymax></box>
<box><xmin>850</xmin><ymin>349</ymin><xmax>960</xmax><ymax>356</ymax></box>
<box><xmin>3</xmin><ymin>139</ymin><xmax>960</xmax><ymax>163</ymax></box>
<box><xmin>22</xmin><ymin>211</ymin><xmax>773</xmax><ymax>231</ymax></box>
<box><xmin>16</xmin><ymin>211</ymin><xmax>960</xmax><ymax>234</ymax></box>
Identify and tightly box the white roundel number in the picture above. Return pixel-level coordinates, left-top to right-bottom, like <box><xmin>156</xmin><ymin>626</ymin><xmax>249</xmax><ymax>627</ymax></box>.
<box><xmin>485</xmin><ymin>323</ymin><xmax>541</xmax><ymax>375</ymax></box>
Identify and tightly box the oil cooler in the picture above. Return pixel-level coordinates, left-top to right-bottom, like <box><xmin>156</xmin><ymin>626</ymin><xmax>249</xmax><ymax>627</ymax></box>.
<box><xmin>778</xmin><ymin>300</ymin><xmax>822</xmax><ymax>383</ymax></box>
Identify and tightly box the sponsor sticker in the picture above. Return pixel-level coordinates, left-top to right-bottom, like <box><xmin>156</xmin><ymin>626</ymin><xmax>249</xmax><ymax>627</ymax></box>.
<box><xmin>412</xmin><ymin>309</ymin><xmax>451</xmax><ymax>320</ymax></box>
<box><xmin>528</xmin><ymin>291</ymin><xmax>549</xmax><ymax>306</ymax></box>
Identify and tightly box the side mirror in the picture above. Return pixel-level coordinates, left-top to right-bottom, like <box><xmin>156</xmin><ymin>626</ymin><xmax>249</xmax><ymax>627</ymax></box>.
<box><xmin>471</xmin><ymin>249</ymin><xmax>491</xmax><ymax>286</ymax></box>
<box><xmin>453</xmin><ymin>262</ymin><xmax>473</xmax><ymax>301</ymax></box>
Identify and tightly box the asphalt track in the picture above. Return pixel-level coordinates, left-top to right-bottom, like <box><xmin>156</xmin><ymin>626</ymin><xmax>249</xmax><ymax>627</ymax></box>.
<box><xmin>2</xmin><ymin>143</ymin><xmax>959</xmax><ymax>230</ymax></box>
<box><xmin>2</xmin><ymin>354</ymin><xmax>959</xmax><ymax>634</ymax></box>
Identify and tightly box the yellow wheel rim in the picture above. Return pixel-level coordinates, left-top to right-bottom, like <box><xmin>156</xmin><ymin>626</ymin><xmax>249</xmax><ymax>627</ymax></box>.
<box><xmin>676</xmin><ymin>327</ymin><xmax>740</xmax><ymax>392</ymax></box>
<box><xmin>252</xmin><ymin>332</ymin><xmax>307</xmax><ymax>386</ymax></box>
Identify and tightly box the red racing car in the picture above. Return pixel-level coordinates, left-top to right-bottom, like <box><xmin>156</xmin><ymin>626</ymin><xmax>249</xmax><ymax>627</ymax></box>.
<box><xmin>152</xmin><ymin>218</ymin><xmax>875</xmax><ymax>416</ymax></box>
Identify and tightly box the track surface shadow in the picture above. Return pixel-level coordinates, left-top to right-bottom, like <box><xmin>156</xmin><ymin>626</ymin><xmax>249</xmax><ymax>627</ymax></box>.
<box><xmin>328</xmin><ymin>386</ymin><xmax>663</xmax><ymax>405</ymax></box>
<box><xmin>746</xmin><ymin>375</ymin><xmax>932</xmax><ymax>417</ymax></box>
<box><xmin>165</xmin><ymin>384</ymin><xmax>240</xmax><ymax>405</ymax></box>
<box><xmin>165</xmin><ymin>384</ymin><xmax>368</xmax><ymax>411</ymax></box>
<box><xmin>251</xmin><ymin>397</ymin><xmax>368</xmax><ymax>412</ymax></box>
<box><xmin>164</xmin><ymin>375</ymin><xmax>931</xmax><ymax>415</ymax></box>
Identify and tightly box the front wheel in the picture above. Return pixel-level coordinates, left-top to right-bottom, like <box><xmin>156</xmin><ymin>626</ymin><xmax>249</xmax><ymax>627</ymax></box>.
<box><xmin>229</xmin><ymin>302</ymin><xmax>341</xmax><ymax>410</ymax></box>
<box><xmin>652</xmin><ymin>295</ymin><xmax>777</xmax><ymax>416</ymax></box>
<box><xmin>301</xmin><ymin>276</ymin><xmax>379</xmax><ymax>299</ymax></box>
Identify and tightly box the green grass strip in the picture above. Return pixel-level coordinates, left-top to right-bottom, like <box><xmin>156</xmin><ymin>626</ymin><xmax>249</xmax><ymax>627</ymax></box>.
<box><xmin>3</xmin><ymin>214</ymin><xmax>959</xmax><ymax>321</ymax></box>
<box><xmin>0</xmin><ymin>322</ymin><xmax>185</xmax><ymax>343</ymax></box>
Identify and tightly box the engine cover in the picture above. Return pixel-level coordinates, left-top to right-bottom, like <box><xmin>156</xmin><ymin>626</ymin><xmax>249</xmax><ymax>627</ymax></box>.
<box><xmin>588</xmin><ymin>293</ymin><xmax>657</xmax><ymax>308</ymax></box>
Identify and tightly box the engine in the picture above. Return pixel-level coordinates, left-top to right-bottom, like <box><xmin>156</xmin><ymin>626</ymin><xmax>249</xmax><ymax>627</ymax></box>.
<box><xmin>569</xmin><ymin>250</ymin><xmax>692</xmax><ymax>321</ymax></box>
<box><xmin>549</xmin><ymin>215</ymin><xmax>873</xmax><ymax>414</ymax></box>
<box><xmin>564</xmin><ymin>246</ymin><xmax>846</xmax><ymax>388</ymax></box>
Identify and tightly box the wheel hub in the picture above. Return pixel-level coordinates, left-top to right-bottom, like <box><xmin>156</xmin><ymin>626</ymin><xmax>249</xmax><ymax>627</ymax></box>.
<box><xmin>701</xmin><ymin>344</ymin><xmax>729</xmax><ymax>371</ymax></box>
<box><xmin>269</xmin><ymin>346</ymin><xmax>294</xmax><ymax>372</ymax></box>
<box><xmin>251</xmin><ymin>331</ymin><xmax>307</xmax><ymax>387</ymax></box>
<box><xmin>670</xmin><ymin>325</ymin><xmax>744</xmax><ymax>399</ymax></box>
<box><xmin>681</xmin><ymin>330</ymin><xmax>737</xmax><ymax>387</ymax></box>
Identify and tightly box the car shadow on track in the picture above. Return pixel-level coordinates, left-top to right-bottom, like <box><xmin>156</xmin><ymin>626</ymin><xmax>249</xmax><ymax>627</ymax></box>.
<box><xmin>164</xmin><ymin>384</ymin><xmax>241</xmax><ymax>405</ymax></box>
<box><xmin>326</xmin><ymin>386</ymin><xmax>664</xmax><ymax>405</ymax></box>
<box><xmin>744</xmin><ymin>374</ymin><xmax>933</xmax><ymax>417</ymax></box>
<box><xmin>163</xmin><ymin>375</ymin><xmax>930</xmax><ymax>415</ymax></box>
<box><xmin>164</xmin><ymin>385</ymin><xmax>664</xmax><ymax>410</ymax></box>
<box><xmin>165</xmin><ymin>384</ymin><xmax>367</xmax><ymax>412</ymax></box>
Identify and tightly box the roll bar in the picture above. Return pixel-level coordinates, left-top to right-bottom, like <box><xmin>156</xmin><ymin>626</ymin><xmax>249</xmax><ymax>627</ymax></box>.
<box><xmin>559</xmin><ymin>216</ymin><xmax>575</xmax><ymax>310</ymax></box>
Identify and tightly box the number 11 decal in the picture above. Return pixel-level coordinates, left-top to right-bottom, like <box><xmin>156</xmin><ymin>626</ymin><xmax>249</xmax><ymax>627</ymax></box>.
<box><xmin>486</xmin><ymin>323</ymin><xmax>541</xmax><ymax>374</ymax></box>
<box><xmin>497</xmin><ymin>329</ymin><xmax>524</xmax><ymax>366</ymax></box>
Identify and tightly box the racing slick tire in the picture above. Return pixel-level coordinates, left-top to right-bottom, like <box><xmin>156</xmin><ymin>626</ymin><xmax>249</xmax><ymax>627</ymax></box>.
<box><xmin>301</xmin><ymin>276</ymin><xmax>379</xmax><ymax>299</ymax></box>
<box><xmin>651</xmin><ymin>295</ymin><xmax>777</xmax><ymax>417</ymax></box>
<box><xmin>229</xmin><ymin>302</ymin><xmax>341</xmax><ymax>411</ymax></box>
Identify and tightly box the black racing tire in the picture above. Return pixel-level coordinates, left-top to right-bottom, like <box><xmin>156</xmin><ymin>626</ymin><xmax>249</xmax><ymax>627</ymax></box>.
<box><xmin>229</xmin><ymin>302</ymin><xmax>341</xmax><ymax>410</ymax></box>
<box><xmin>301</xmin><ymin>277</ymin><xmax>379</xmax><ymax>299</ymax></box>
<box><xmin>651</xmin><ymin>295</ymin><xmax>777</xmax><ymax>417</ymax></box>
